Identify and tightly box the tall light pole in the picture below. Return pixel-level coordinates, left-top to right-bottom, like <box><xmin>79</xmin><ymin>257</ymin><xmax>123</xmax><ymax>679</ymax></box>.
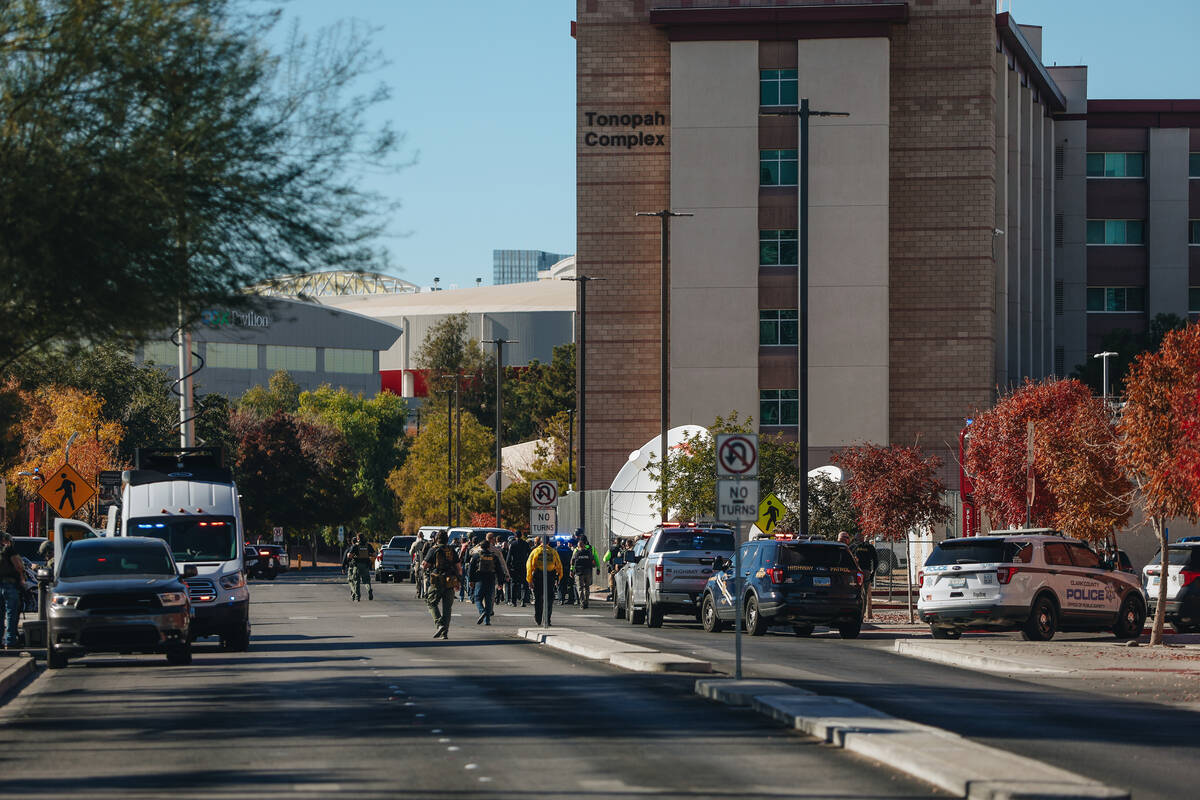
<box><xmin>441</xmin><ymin>373</ymin><xmax>469</xmax><ymax>525</ymax></box>
<box><xmin>437</xmin><ymin>383</ymin><xmax>453</xmax><ymax>528</ymax></box>
<box><xmin>562</xmin><ymin>274</ymin><xmax>605</xmax><ymax>535</ymax></box>
<box><xmin>1093</xmin><ymin>351</ymin><xmax>1118</xmax><ymax>404</ymax></box>
<box><xmin>762</xmin><ymin>100</ymin><xmax>849</xmax><ymax>538</ymax></box>
<box><xmin>482</xmin><ymin>338</ymin><xmax>517</xmax><ymax>527</ymax></box>
<box><xmin>635</xmin><ymin>210</ymin><xmax>692</xmax><ymax>523</ymax></box>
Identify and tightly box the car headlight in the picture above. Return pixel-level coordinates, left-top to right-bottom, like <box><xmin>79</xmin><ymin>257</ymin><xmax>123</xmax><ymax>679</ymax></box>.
<box><xmin>157</xmin><ymin>591</ymin><xmax>188</xmax><ymax>606</ymax></box>
<box><xmin>51</xmin><ymin>595</ymin><xmax>80</xmax><ymax>608</ymax></box>
<box><xmin>218</xmin><ymin>572</ymin><xmax>245</xmax><ymax>590</ymax></box>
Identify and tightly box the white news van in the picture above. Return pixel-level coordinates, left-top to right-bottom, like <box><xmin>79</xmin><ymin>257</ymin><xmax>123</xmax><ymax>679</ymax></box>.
<box><xmin>119</xmin><ymin>448</ymin><xmax>250</xmax><ymax>650</ymax></box>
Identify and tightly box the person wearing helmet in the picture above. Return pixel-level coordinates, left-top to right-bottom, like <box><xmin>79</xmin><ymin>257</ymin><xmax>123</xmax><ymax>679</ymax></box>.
<box><xmin>422</xmin><ymin>530</ymin><xmax>461</xmax><ymax>639</ymax></box>
<box><xmin>569</xmin><ymin>533</ymin><xmax>603</xmax><ymax>609</ymax></box>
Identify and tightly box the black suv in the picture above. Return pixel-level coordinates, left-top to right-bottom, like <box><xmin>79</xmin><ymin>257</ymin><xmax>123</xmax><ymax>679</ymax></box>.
<box><xmin>700</xmin><ymin>538</ymin><xmax>865</xmax><ymax>638</ymax></box>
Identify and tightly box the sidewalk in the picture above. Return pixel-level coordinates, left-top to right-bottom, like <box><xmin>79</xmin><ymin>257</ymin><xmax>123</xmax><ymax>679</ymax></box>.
<box><xmin>0</xmin><ymin>653</ymin><xmax>36</xmax><ymax>701</ymax></box>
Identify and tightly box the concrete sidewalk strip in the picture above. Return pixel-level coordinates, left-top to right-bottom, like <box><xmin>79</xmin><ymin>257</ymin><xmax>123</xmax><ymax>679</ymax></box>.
<box><xmin>608</xmin><ymin>650</ymin><xmax>712</xmax><ymax>673</ymax></box>
<box><xmin>695</xmin><ymin>679</ymin><xmax>1129</xmax><ymax>800</ymax></box>
<box><xmin>893</xmin><ymin>640</ymin><xmax>1071</xmax><ymax>675</ymax></box>
<box><xmin>516</xmin><ymin>627</ymin><xmax>713</xmax><ymax>673</ymax></box>
<box><xmin>0</xmin><ymin>655</ymin><xmax>36</xmax><ymax>700</ymax></box>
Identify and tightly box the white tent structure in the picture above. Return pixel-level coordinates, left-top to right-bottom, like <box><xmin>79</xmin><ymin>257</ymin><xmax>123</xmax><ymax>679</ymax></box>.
<box><xmin>607</xmin><ymin>425</ymin><xmax>708</xmax><ymax>538</ymax></box>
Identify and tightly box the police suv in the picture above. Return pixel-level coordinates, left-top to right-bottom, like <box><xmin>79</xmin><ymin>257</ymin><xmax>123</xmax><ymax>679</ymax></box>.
<box><xmin>917</xmin><ymin>530</ymin><xmax>1146</xmax><ymax>641</ymax></box>
<box><xmin>1143</xmin><ymin>537</ymin><xmax>1200</xmax><ymax>633</ymax></box>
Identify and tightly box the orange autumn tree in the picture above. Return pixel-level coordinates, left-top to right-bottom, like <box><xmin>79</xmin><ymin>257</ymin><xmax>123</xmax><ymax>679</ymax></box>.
<box><xmin>7</xmin><ymin>386</ymin><xmax>125</xmax><ymax>518</ymax></box>
<box><xmin>964</xmin><ymin>378</ymin><xmax>1130</xmax><ymax>540</ymax></box>
<box><xmin>1119</xmin><ymin>323</ymin><xmax>1200</xmax><ymax>645</ymax></box>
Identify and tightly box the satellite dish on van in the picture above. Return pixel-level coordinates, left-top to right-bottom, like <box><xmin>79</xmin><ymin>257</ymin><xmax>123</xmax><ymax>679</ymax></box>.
<box><xmin>607</xmin><ymin>425</ymin><xmax>708</xmax><ymax>538</ymax></box>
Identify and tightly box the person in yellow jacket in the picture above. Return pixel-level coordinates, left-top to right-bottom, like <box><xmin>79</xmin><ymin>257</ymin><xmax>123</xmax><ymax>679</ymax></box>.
<box><xmin>526</xmin><ymin>536</ymin><xmax>563</xmax><ymax>626</ymax></box>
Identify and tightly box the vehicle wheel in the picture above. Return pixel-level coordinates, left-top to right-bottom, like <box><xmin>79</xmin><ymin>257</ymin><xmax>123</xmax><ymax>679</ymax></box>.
<box><xmin>166</xmin><ymin>643</ymin><xmax>193</xmax><ymax>666</ymax></box>
<box><xmin>745</xmin><ymin>595</ymin><xmax>768</xmax><ymax>636</ymax></box>
<box><xmin>838</xmin><ymin>618</ymin><xmax>862</xmax><ymax>639</ymax></box>
<box><xmin>46</xmin><ymin>640</ymin><xmax>68</xmax><ymax>670</ymax></box>
<box><xmin>627</xmin><ymin>589</ymin><xmax>645</xmax><ymax>625</ymax></box>
<box><xmin>701</xmin><ymin>594</ymin><xmax>723</xmax><ymax>633</ymax></box>
<box><xmin>613</xmin><ymin>588</ymin><xmax>626</xmax><ymax>619</ymax></box>
<box><xmin>645</xmin><ymin>588</ymin><xmax>664</xmax><ymax>628</ymax></box>
<box><xmin>876</xmin><ymin>552</ymin><xmax>894</xmax><ymax>576</ymax></box>
<box><xmin>1022</xmin><ymin>595</ymin><xmax>1058</xmax><ymax>641</ymax></box>
<box><xmin>930</xmin><ymin>626</ymin><xmax>962</xmax><ymax>640</ymax></box>
<box><xmin>792</xmin><ymin>624</ymin><xmax>814</xmax><ymax>637</ymax></box>
<box><xmin>221</xmin><ymin>623</ymin><xmax>251</xmax><ymax>652</ymax></box>
<box><xmin>1112</xmin><ymin>594</ymin><xmax>1146</xmax><ymax>640</ymax></box>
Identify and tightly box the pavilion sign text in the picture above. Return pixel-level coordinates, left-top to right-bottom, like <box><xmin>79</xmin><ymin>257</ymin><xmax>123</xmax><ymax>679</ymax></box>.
<box><xmin>583</xmin><ymin>110</ymin><xmax>667</xmax><ymax>148</ymax></box>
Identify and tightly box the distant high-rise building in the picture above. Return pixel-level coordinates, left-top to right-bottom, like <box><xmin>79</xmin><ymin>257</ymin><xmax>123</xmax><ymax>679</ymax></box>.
<box><xmin>493</xmin><ymin>250</ymin><xmax>569</xmax><ymax>285</ymax></box>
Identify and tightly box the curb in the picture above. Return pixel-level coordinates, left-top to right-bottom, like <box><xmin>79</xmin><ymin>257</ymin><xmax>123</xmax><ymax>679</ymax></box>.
<box><xmin>0</xmin><ymin>655</ymin><xmax>36</xmax><ymax>700</ymax></box>
<box><xmin>893</xmin><ymin>640</ymin><xmax>1071</xmax><ymax>675</ymax></box>
<box><xmin>695</xmin><ymin>679</ymin><xmax>1129</xmax><ymax>800</ymax></box>
<box><xmin>516</xmin><ymin>627</ymin><xmax>713</xmax><ymax>673</ymax></box>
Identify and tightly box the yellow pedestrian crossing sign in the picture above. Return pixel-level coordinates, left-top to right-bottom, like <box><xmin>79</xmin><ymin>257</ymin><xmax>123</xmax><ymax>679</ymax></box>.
<box><xmin>37</xmin><ymin>462</ymin><xmax>96</xmax><ymax>518</ymax></box>
<box><xmin>757</xmin><ymin>494</ymin><xmax>787</xmax><ymax>534</ymax></box>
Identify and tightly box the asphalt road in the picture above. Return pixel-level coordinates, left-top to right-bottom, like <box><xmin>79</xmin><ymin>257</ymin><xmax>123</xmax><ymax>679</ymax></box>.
<box><xmin>549</xmin><ymin>593</ymin><xmax>1200</xmax><ymax>800</ymax></box>
<box><xmin>0</xmin><ymin>570</ymin><xmax>943</xmax><ymax>800</ymax></box>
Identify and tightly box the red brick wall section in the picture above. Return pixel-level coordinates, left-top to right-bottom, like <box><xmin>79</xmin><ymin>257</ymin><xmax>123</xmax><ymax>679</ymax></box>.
<box><xmin>889</xmin><ymin>0</ymin><xmax>997</xmax><ymax>483</ymax></box>
<box><xmin>576</xmin><ymin>1</ymin><xmax>671</xmax><ymax>489</ymax></box>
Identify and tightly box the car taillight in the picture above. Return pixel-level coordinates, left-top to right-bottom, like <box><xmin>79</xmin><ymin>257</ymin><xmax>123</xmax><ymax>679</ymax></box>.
<box><xmin>917</xmin><ymin>570</ymin><xmax>924</xmax><ymax>587</ymax></box>
<box><xmin>259</xmin><ymin>550</ymin><xmax>271</xmax><ymax>556</ymax></box>
<box><xmin>654</xmin><ymin>564</ymin><xmax>663</xmax><ymax>583</ymax></box>
<box><xmin>1145</xmin><ymin>568</ymin><xmax>1159</xmax><ymax>577</ymax></box>
<box><xmin>767</xmin><ymin>568</ymin><xmax>785</xmax><ymax>584</ymax></box>
<box><xmin>1182</xmin><ymin>570</ymin><xmax>1200</xmax><ymax>587</ymax></box>
<box><xmin>854</xmin><ymin>571</ymin><xmax>864</xmax><ymax>587</ymax></box>
<box><xmin>996</xmin><ymin>566</ymin><xmax>1019</xmax><ymax>585</ymax></box>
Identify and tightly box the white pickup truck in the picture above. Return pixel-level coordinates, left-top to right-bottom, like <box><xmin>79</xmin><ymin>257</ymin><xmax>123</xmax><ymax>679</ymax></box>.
<box><xmin>374</xmin><ymin>535</ymin><xmax>416</xmax><ymax>582</ymax></box>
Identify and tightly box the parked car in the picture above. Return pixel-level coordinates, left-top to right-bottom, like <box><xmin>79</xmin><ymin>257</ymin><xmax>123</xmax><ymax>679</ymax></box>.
<box><xmin>375</xmin><ymin>535</ymin><xmax>416</xmax><ymax>582</ymax></box>
<box><xmin>700</xmin><ymin>537</ymin><xmax>864</xmax><ymax>638</ymax></box>
<box><xmin>620</xmin><ymin>524</ymin><xmax>735</xmax><ymax>628</ymax></box>
<box><xmin>244</xmin><ymin>544</ymin><xmax>286</xmax><ymax>580</ymax></box>
<box><xmin>1143</xmin><ymin>539</ymin><xmax>1200</xmax><ymax>633</ymax></box>
<box><xmin>917</xmin><ymin>530</ymin><xmax>1146</xmax><ymax>641</ymax></box>
<box><xmin>871</xmin><ymin>537</ymin><xmax>908</xmax><ymax>576</ymax></box>
<box><xmin>11</xmin><ymin>536</ymin><xmax>50</xmax><ymax>565</ymax></box>
<box><xmin>42</xmin><ymin>537</ymin><xmax>195</xmax><ymax>668</ymax></box>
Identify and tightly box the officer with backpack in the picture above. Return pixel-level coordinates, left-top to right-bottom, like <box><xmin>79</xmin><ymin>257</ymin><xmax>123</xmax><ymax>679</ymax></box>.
<box><xmin>422</xmin><ymin>531</ymin><xmax>461</xmax><ymax>639</ymax></box>
<box><xmin>467</xmin><ymin>537</ymin><xmax>504</xmax><ymax>625</ymax></box>
<box><xmin>506</xmin><ymin>531</ymin><xmax>532</xmax><ymax>606</ymax></box>
<box><xmin>342</xmin><ymin>533</ymin><xmax>375</xmax><ymax>602</ymax></box>
<box><xmin>569</xmin><ymin>532</ymin><xmax>603</xmax><ymax>609</ymax></box>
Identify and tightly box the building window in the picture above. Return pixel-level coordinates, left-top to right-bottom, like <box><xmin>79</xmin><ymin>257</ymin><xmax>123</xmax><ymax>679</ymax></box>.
<box><xmin>760</xmin><ymin>230</ymin><xmax>798</xmax><ymax>266</ymax></box>
<box><xmin>264</xmin><ymin>345</ymin><xmax>316</xmax><ymax>372</ymax></box>
<box><xmin>324</xmin><ymin>348</ymin><xmax>373</xmax><ymax>374</ymax></box>
<box><xmin>1085</xmin><ymin>219</ymin><xmax>1145</xmax><ymax>245</ymax></box>
<box><xmin>1054</xmin><ymin>346</ymin><xmax>1065</xmax><ymax>376</ymax></box>
<box><xmin>760</xmin><ymin>389</ymin><xmax>799</xmax><ymax>426</ymax></box>
<box><xmin>1054</xmin><ymin>281</ymin><xmax>1064</xmax><ymax>316</ymax></box>
<box><xmin>1190</xmin><ymin>153</ymin><xmax>1200</xmax><ymax>178</ymax></box>
<box><xmin>759</xmin><ymin>310</ymin><xmax>799</xmax><ymax>346</ymax></box>
<box><xmin>1190</xmin><ymin>288</ymin><xmax>1200</xmax><ymax>313</ymax></box>
<box><xmin>142</xmin><ymin>341</ymin><xmax>178</xmax><ymax>365</ymax></box>
<box><xmin>760</xmin><ymin>149</ymin><xmax>798</xmax><ymax>187</ymax></box>
<box><xmin>207</xmin><ymin>342</ymin><xmax>257</xmax><ymax>369</ymax></box>
<box><xmin>759</xmin><ymin>69</ymin><xmax>797</xmax><ymax>107</ymax></box>
<box><xmin>1086</xmin><ymin>287</ymin><xmax>1146</xmax><ymax>313</ymax></box>
<box><xmin>1190</xmin><ymin>220</ymin><xmax>1200</xmax><ymax>245</ymax></box>
<box><xmin>1085</xmin><ymin>152</ymin><xmax>1145</xmax><ymax>178</ymax></box>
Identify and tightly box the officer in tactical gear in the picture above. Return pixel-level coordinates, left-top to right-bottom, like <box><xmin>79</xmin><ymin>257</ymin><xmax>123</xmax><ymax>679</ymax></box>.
<box><xmin>422</xmin><ymin>530</ymin><xmax>461</xmax><ymax>639</ymax></box>
<box><xmin>342</xmin><ymin>533</ymin><xmax>375</xmax><ymax>602</ymax></box>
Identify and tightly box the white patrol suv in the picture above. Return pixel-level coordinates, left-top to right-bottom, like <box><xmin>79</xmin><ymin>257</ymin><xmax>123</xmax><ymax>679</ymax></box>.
<box><xmin>1142</xmin><ymin>537</ymin><xmax>1200</xmax><ymax>633</ymax></box>
<box><xmin>917</xmin><ymin>530</ymin><xmax>1146</xmax><ymax>641</ymax></box>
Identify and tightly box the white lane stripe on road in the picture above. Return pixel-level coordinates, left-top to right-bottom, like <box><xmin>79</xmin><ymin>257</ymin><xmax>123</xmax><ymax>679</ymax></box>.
<box><xmin>360</xmin><ymin>614</ymin><xmax>389</xmax><ymax>618</ymax></box>
<box><xmin>288</xmin><ymin>616</ymin><xmax>317</xmax><ymax>620</ymax></box>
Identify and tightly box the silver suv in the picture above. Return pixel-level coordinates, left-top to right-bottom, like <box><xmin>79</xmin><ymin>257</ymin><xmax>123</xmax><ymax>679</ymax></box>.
<box><xmin>618</xmin><ymin>525</ymin><xmax>735</xmax><ymax>628</ymax></box>
<box><xmin>918</xmin><ymin>530</ymin><xmax>1146</xmax><ymax>641</ymax></box>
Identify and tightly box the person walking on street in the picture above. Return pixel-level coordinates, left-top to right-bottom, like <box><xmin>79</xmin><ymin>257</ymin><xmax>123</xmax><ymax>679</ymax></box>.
<box><xmin>0</xmin><ymin>533</ymin><xmax>27</xmax><ymax>649</ymax></box>
<box><xmin>569</xmin><ymin>533</ymin><xmax>603</xmax><ymax>609</ymax></box>
<box><xmin>456</xmin><ymin>536</ymin><xmax>474</xmax><ymax>601</ymax></box>
<box><xmin>342</xmin><ymin>533</ymin><xmax>375</xmax><ymax>602</ymax></box>
<box><xmin>506</xmin><ymin>531</ymin><xmax>532</xmax><ymax>606</ymax></box>
<box><xmin>526</xmin><ymin>536</ymin><xmax>563</xmax><ymax>626</ymax></box>
<box><xmin>409</xmin><ymin>534</ymin><xmax>429</xmax><ymax>593</ymax></box>
<box><xmin>486</xmin><ymin>532</ymin><xmax>511</xmax><ymax>604</ymax></box>
<box><xmin>422</xmin><ymin>531</ymin><xmax>461</xmax><ymax>639</ymax></box>
<box><xmin>603</xmin><ymin>539</ymin><xmax>624</xmax><ymax>602</ymax></box>
<box><xmin>849</xmin><ymin>531</ymin><xmax>878</xmax><ymax>619</ymax></box>
<box><xmin>467</xmin><ymin>538</ymin><xmax>503</xmax><ymax>625</ymax></box>
<box><xmin>554</xmin><ymin>536</ymin><xmax>574</xmax><ymax>605</ymax></box>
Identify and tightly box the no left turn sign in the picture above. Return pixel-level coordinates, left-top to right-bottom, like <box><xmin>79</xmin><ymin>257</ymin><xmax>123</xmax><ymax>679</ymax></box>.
<box><xmin>531</xmin><ymin>479</ymin><xmax>559</xmax><ymax>508</ymax></box>
<box><xmin>716</xmin><ymin>434</ymin><xmax>758</xmax><ymax>478</ymax></box>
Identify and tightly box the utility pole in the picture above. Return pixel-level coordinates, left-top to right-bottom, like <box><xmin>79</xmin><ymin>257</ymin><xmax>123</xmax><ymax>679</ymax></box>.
<box><xmin>562</xmin><ymin>274</ymin><xmax>605</xmax><ymax>534</ymax></box>
<box><xmin>482</xmin><ymin>338</ymin><xmax>517</xmax><ymax>527</ymax></box>
<box><xmin>1093</xmin><ymin>351</ymin><xmax>1118</xmax><ymax>404</ymax></box>
<box><xmin>635</xmin><ymin>210</ymin><xmax>692</xmax><ymax>523</ymax></box>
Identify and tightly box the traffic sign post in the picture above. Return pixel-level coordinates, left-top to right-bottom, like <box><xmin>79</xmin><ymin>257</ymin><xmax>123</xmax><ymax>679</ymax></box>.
<box><xmin>37</xmin><ymin>462</ymin><xmax>95</xmax><ymax>519</ymax></box>
<box><xmin>531</xmin><ymin>506</ymin><xmax>557</xmax><ymax>538</ymax></box>
<box><xmin>273</xmin><ymin>527</ymin><xmax>284</xmax><ymax>544</ymax></box>
<box><xmin>716</xmin><ymin>480</ymin><xmax>758</xmax><ymax>522</ymax></box>
<box><xmin>714</xmin><ymin>435</ymin><xmax>759</xmax><ymax>682</ymax></box>
<box><xmin>530</xmin><ymin>480</ymin><xmax>559</xmax><ymax>509</ymax></box>
<box><xmin>756</xmin><ymin>494</ymin><xmax>786</xmax><ymax>535</ymax></box>
<box><xmin>716</xmin><ymin>434</ymin><xmax>758</xmax><ymax>478</ymax></box>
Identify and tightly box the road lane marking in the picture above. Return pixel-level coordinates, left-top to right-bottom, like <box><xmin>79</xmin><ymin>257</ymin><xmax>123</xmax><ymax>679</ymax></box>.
<box><xmin>464</xmin><ymin>764</ymin><xmax>478</xmax><ymax>770</ymax></box>
<box><xmin>360</xmin><ymin>614</ymin><xmax>389</xmax><ymax>618</ymax></box>
<box><xmin>288</xmin><ymin>616</ymin><xmax>317</xmax><ymax>620</ymax></box>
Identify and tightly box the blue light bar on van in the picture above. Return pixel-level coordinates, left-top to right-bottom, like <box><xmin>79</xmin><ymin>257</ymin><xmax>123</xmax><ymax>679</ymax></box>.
<box><xmin>136</xmin><ymin>523</ymin><xmax>166</xmax><ymax>529</ymax></box>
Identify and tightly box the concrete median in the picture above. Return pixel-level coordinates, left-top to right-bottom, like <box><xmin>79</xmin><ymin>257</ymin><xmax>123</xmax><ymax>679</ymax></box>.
<box><xmin>516</xmin><ymin>626</ymin><xmax>713</xmax><ymax>673</ymax></box>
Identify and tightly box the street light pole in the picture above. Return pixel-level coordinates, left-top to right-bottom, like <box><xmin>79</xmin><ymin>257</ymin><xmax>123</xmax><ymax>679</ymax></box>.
<box><xmin>635</xmin><ymin>210</ymin><xmax>692</xmax><ymax>523</ymax></box>
<box><xmin>762</xmin><ymin>100</ymin><xmax>849</xmax><ymax>538</ymax></box>
<box><xmin>483</xmin><ymin>338</ymin><xmax>517</xmax><ymax>528</ymax></box>
<box><xmin>1093</xmin><ymin>351</ymin><xmax>1118</xmax><ymax>404</ymax></box>
<box><xmin>562</xmin><ymin>274</ymin><xmax>606</xmax><ymax>535</ymax></box>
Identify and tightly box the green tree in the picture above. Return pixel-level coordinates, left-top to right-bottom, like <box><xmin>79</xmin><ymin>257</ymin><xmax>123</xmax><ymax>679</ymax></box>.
<box><xmin>806</xmin><ymin>475</ymin><xmax>859</xmax><ymax>540</ymax></box>
<box><xmin>503</xmin><ymin>343</ymin><xmax>576</xmax><ymax>443</ymax></box>
<box><xmin>299</xmin><ymin>385</ymin><xmax>409</xmax><ymax>535</ymax></box>
<box><xmin>0</xmin><ymin>0</ymin><xmax>402</xmax><ymax>373</ymax></box>
<box><xmin>238</xmin><ymin>370</ymin><xmax>302</xmax><ymax>418</ymax></box>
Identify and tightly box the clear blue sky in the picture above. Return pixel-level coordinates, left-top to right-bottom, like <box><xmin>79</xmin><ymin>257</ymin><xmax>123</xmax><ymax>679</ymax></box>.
<box><xmin>277</xmin><ymin>1</ymin><xmax>1198</xmax><ymax>289</ymax></box>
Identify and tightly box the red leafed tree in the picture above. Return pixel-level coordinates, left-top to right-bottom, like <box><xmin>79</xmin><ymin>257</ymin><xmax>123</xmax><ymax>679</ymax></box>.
<box><xmin>965</xmin><ymin>378</ymin><xmax>1094</xmax><ymax>530</ymax></box>
<box><xmin>470</xmin><ymin>512</ymin><xmax>497</xmax><ymax>528</ymax></box>
<box><xmin>834</xmin><ymin>443</ymin><xmax>951</xmax><ymax>541</ymax></box>
<box><xmin>1119</xmin><ymin>323</ymin><xmax>1200</xmax><ymax>644</ymax></box>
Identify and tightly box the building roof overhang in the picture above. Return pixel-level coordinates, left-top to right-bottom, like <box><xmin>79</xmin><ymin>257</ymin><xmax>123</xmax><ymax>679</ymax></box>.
<box><xmin>996</xmin><ymin>12</ymin><xmax>1066</xmax><ymax>114</ymax></box>
<box><xmin>649</xmin><ymin>2</ymin><xmax>908</xmax><ymax>41</ymax></box>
